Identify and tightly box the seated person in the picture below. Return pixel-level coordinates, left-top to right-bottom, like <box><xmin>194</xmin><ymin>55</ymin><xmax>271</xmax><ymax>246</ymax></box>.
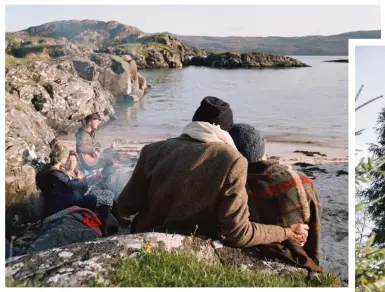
<box><xmin>65</xmin><ymin>150</ymin><xmax>101</xmax><ymax>182</ymax></box>
<box><xmin>229</xmin><ymin>123</ymin><xmax>322</xmax><ymax>273</ymax></box>
<box><xmin>36</xmin><ymin>142</ymin><xmax>128</xmax><ymax>236</ymax></box>
<box><xmin>75</xmin><ymin>113</ymin><xmax>116</xmax><ymax>174</ymax></box>
<box><xmin>118</xmin><ymin>96</ymin><xmax>308</xmax><ymax>248</ymax></box>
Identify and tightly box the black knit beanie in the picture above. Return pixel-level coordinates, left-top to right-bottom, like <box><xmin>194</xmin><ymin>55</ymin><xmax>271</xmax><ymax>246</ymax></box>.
<box><xmin>229</xmin><ymin>123</ymin><xmax>265</xmax><ymax>162</ymax></box>
<box><xmin>192</xmin><ymin>96</ymin><xmax>234</xmax><ymax>131</ymax></box>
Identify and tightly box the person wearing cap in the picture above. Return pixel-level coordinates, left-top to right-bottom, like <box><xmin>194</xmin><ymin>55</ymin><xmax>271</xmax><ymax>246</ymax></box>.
<box><xmin>75</xmin><ymin>113</ymin><xmax>115</xmax><ymax>172</ymax></box>
<box><xmin>229</xmin><ymin>123</ymin><xmax>322</xmax><ymax>272</ymax></box>
<box><xmin>118</xmin><ymin>96</ymin><xmax>309</xmax><ymax>248</ymax></box>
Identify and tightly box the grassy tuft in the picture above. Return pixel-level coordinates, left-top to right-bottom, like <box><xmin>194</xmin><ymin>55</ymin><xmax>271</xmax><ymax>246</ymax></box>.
<box><xmin>6</xmin><ymin>53</ymin><xmax>51</xmax><ymax>68</ymax></box>
<box><xmin>91</xmin><ymin>250</ymin><xmax>342</xmax><ymax>288</ymax></box>
<box><xmin>6</xmin><ymin>277</ymin><xmax>45</xmax><ymax>287</ymax></box>
<box><xmin>6</xmin><ymin>250</ymin><xmax>341</xmax><ymax>288</ymax></box>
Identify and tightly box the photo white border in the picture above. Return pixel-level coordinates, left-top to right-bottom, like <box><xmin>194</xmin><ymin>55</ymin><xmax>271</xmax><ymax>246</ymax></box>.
<box><xmin>1</xmin><ymin>1</ymin><xmax>384</xmax><ymax>291</ymax></box>
<box><xmin>349</xmin><ymin>38</ymin><xmax>385</xmax><ymax>292</ymax></box>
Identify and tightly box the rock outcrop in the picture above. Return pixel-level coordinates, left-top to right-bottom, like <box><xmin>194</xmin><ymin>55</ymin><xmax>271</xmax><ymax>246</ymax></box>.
<box><xmin>6</xmin><ymin>53</ymin><xmax>148</xmax><ymax>134</ymax></box>
<box><xmin>5</xmin><ymin>92</ymin><xmax>53</xmax><ymax>237</ymax></box>
<box><xmin>14</xmin><ymin>20</ymin><xmax>144</xmax><ymax>45</ymax></box>
<box><xmin>107</xmin><ymin>34</ymin><xmax>209</xmax><ymax>69</ymax></box>
<box><xmin>5</xmin><ymin>232</ymin><xmax>303</xmax><ymax>287</ymax></box>
<box><xmin>187</xmin><ymin>52</ymin><xmax>310</xmax><ymax>68</ymax></box>
<box><xmin>323</xmin><ymin>59</ymin><xmax>348</xmax><ymax>63</ymax></box>
<box><xmin>5</xmin><ymin>53</ymin><xmax>148</xmax><ymax>235</ymax></box>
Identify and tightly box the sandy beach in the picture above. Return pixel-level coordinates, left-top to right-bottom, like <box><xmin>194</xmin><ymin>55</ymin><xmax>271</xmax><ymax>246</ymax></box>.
<box><xmin>60</xmin><ymin>136</ymin><xmax>348</xmax><ymax>283</ymax></box>
<box><xmin>276</xmin><ymin>144</ymin><xmax>348</xmax><ymax>283</ymax></box>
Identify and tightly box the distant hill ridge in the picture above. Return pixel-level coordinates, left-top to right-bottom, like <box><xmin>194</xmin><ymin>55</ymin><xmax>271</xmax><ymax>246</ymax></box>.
<box><xmin>8</xmin><ymin>20</ymin><xmax>381</xmax><ymax>55</ymax></box>
<box><xmin>165</xmin><ymin>30</ymin><xmax>381</xmax><ymax>55</ymax></box>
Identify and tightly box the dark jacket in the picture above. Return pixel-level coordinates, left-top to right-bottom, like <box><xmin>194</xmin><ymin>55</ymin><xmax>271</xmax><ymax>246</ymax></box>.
<box><xmin>36</xmin><ymin>164</ymin><xmax>97</xmax><ymax>217</ymax></box>
<box><xmin>118</xmin><ymin>135</ymin><xmax>288</xmax><ymax>248</ymax></box>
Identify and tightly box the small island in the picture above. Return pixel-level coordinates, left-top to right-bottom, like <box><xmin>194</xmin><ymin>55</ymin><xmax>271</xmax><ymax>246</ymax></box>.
<box><xmin>323</xmin><ymin>59</ymin><xmax>348</xmax><ymax>63</ymax></box>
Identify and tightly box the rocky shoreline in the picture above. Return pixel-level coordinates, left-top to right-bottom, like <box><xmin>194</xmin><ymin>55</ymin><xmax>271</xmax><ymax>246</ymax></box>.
<box><xmin>5</xmin><ymin>19</ymin><xmax>340</xmax><ymax>287</ymax></box>
<box><xmin>5</xmin><ymin>19</ymin><xmax>313</xmax><ymax>226</ymax></box>
<box><xmin>5</xmin><ymin>51</ymin><xmax>148</xmax><ymax>236</ymax></box>
<box><xmin>6</xmin><ymin>20</ymin><xmax>309</xmax><ymax>70</ymax></box>
<box><xmin>187</xmin><ymin>52</ymin><xmax>309</xmax><ymax>68</ymax></box>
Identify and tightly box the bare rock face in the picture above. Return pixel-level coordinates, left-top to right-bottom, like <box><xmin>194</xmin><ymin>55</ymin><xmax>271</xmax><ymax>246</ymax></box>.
<box><xmin>5</xmin><ymin>93</ymin><xmax>54</xmax><ymax>203</ymax></box>
<box><xmin>89</xmin><ymin>53</ymin><xmax>147</xmax><ymax>101</ymax></box>
<box><xmin>5</xmin><ymin>54</ymin><xmax>148</xmax><ymax>134</ymax></box>
<box><xmin>5</xmin><ymin>232</ymin><xmax>303</xmax><ymax>287</ymax></box>
<box><xmin>5</xmin><ymin>92</ymin><xmax>53</xmax><ymax>236</ymax></box>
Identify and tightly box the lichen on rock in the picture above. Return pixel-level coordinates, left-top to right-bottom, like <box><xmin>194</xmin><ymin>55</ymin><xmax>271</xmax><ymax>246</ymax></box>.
<box><xmin>6</xmin><ymin>232</ymin><xmax>305</xmax><ymax>287</ymax></box>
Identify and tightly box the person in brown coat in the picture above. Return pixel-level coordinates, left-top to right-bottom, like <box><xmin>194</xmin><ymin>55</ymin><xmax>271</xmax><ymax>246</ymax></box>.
<box><xmin>229</xmin><ymin>123</ymin><xmax>322</xmax><ymax>273</ymax></box>
<box><xmin>118</xmin><ymin>96</ymin><xmax>308</xmax><ymax>248</ymax></box>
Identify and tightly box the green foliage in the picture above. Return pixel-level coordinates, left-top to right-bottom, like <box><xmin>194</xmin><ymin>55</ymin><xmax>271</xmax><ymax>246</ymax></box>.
<box><xmin>356</xmin><ymin>235</ymin><xmax>385</xmax><ymax>291</ymax></box>
<box><xmin>355</xmin><ymin>156</ymin><xmax>385</xmax><ymax>291</ymax></box>
<box><xmin>91</xmin><ymin>250</ymin><xmax>341</xmax><ymax>287</ymax></box>
<box><xmin>355</xmin><ymin>85</ymin><xmax>385</xmax><ymax>291</ymax></box>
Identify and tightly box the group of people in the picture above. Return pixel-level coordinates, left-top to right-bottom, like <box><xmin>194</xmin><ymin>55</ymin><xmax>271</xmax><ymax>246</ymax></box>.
<box><xmin>35</xmin><ymin>96</ymin><xmax>322</xmax><ymax>273</ymax></box>
<box><xmin>36</xmin><ymin>113</ymin><xmax>130</xmax><ymax>237</ymax></box>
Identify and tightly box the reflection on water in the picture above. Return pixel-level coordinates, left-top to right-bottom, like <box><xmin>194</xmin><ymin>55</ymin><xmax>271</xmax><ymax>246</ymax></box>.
<box><xmin>99</xmin><ymin>56</ymin><xmax>348</xmax><ymax>148</ymax></box>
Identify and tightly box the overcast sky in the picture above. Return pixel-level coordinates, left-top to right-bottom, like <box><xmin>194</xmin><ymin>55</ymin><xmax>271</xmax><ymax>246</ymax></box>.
<box><xmin>5</xmin><ymin>5</ymin><xmax>381</xmax><ymax>36</ymax></box>
<box><xmin>356</xmin><ymin>46</ymin><xmax>385</xmax><ymax>159</ymax></box>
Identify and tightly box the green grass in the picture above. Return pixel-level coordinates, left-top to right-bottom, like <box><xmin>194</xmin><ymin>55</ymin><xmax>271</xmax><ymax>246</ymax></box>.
<box><xmin>91</xmin><ymin>250</ymin><xmax>342</xmax><ymax>288</ymax></box>
<box><xmin>6</xmin><ymin>250</ymin><xmax>341</xmax><ymax>287</ymax></box>
<box><xmin>6</xmin><ymin>278</ymin><xmax>45</xmax><ymax>287</ymax></box>
<box><xmin>12</xmin><ymin>104</ymin><xmax>23</xmax><ymax>111</ymax></box>
<box><xmin>6</xmin><ymin>53</ymin><xmax>51</xmax><ymax>68</ymax></box>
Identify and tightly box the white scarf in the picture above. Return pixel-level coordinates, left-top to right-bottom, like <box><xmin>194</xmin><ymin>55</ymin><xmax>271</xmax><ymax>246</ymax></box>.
<box><xmin>182</xmin><ymin>122</ymin><xmax>237</xmax><ymax>149</ymax></box>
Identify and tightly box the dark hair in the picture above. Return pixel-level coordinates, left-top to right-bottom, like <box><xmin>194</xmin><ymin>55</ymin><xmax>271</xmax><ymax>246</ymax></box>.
<box><xmin>49</xmin><ymin>138</ymin><xmax>58</xmax><ymax>149</ymax></box>
<box><xmin>85</xmin><ymin>113</ymin><xmax>101</xmax><ymax>125</ymax></box>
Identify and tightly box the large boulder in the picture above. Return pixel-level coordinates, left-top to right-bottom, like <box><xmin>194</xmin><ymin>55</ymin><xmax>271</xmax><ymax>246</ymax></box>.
<box><xmin>5</xmin><ymin>92</ymin><xmax>53</xmax><ymax>237</ymax></box>
<box><xmin>89</xmin><ymin>53</ymin><xmax>148</xmax><ymax>101</ymax></box>
<box><xmin>5</xmin><ymin>54</ymin><xmax>148</xmax><ymax>134</ymax></box>
<box><xmin>5</xmin><ymin>232</ymin><xmax>304</xmax><ymax>287</ymax></box>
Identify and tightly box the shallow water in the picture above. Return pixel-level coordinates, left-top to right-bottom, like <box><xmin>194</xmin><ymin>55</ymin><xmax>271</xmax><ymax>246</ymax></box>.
<box><xmin>98</xmin><ymin>56</ymin><xmax>348</xmax><ymax>149</ymax></box>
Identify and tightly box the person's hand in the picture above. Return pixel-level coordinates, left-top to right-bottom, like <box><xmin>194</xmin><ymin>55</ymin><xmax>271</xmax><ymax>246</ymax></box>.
<box><xmin>285</xmin><ymin>223</ymin><xmax>309</xmax><ymax>243</ymax></box>
<box><xmin>78</xmin><ymin>172</ymin><xmax>85</xmax><ymax>180</ymax></box>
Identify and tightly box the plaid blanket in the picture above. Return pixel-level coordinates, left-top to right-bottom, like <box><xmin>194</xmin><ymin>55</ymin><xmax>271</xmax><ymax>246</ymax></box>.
<box><xmin>247</xmin><ymin>159</ymin><xmax>322</xmax><ymax>272</ymax></box>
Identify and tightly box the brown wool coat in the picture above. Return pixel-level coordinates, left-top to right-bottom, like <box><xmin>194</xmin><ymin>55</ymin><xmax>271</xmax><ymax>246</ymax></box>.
<box><xmin>118</xmin><ymin>135</ymin><xmax>288</xmax><ymax>248</ymax></box>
